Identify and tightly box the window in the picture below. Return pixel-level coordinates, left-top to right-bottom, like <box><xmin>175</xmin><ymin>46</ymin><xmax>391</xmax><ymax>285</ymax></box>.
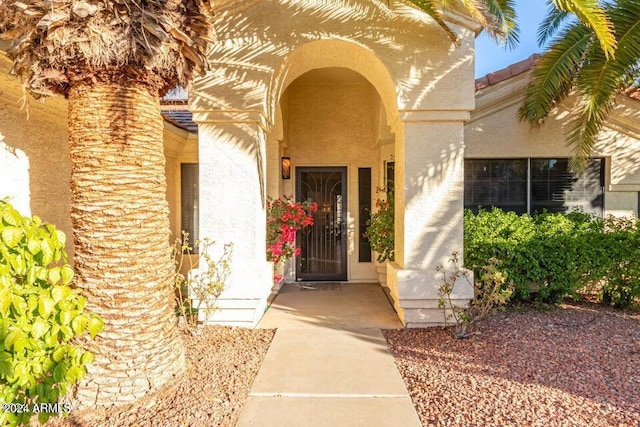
<box><xmin>465</xmin><ymin>159</ymin><xmax>527</xmax><ymax>214</ymax></box>
<box><xmin>181</xmin><ymin>163</ymin><xmax>199</xmax><ymax>251</ymax></box>
<box><xmin>385</xmin><ymin>161</ymin><xmax>395</xmax><ymax>192</ymax></box>
<box><xmin>358</xmin><ymin>168</ymin><xmax>372</xmax><ymax>262</ymax></box>
<box><xmin>464</xmin><ymin>158</ymin><xmax>604</xmax><ymax>216</ymax></box>
<box><xmin>530</xmin><ymin>158</ymin><xmax>603</xmax><ymax>215</ymax></box>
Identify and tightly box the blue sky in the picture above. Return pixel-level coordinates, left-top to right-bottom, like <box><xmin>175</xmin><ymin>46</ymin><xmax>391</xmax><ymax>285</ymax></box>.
<box><xmin>475</xmin><ymin>1</ymin><xmax>548</xmax><ymax>78</ymax></box>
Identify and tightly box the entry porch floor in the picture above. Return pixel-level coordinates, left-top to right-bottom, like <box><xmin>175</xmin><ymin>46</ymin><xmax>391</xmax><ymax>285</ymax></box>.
<box><xmin>237</xmin><ymin>283</ymin><xmax>421</xmax><ymax>426</ymax></box>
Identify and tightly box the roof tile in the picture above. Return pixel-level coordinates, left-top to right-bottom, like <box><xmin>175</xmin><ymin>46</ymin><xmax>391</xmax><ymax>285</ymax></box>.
<box><xmin>625</xmin><ymin>87</ymin><xmax>640</xmax><ymax>101</ymax></box>
<box><xmin>162</xmin><ymin>110</ymin><xmax>198</xmax><ymax>133</ymax></box>
<box><xmin>475</xmin><ymin>54</ymin><xmax>540</xmax><ymax>91</ymax></box>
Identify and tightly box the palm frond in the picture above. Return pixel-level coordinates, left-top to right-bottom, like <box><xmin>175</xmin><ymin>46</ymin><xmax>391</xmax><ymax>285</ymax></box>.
<box><xmin>550</xmin><ymin>0</ymin><xmax>616</xmax><ymax>58</ymax></box>
<box><xmin>518</xmin><ymin>23</ymin><xmax>592</xmax><ymax>125</ymax></box>
<box><xmin>481</xmin><ymin>0</ymin><xmax>519</xmax><ymax>49</ymax></box>
<box><xmin>403</xmin><ymin>0</ymin><xmax>459</xmax><ymax>45</ymax></box>
<box><xmin>0</xmin><ymin>0</ymin><xmax>213</xmax><ymax>99</ymax></box>
<box><xmin>565</xmin><ymin>0</ymin><xmax>640</xmax><ymax>164</ymax></box>
<box><xmin>537</xmin><ymin>6</ymin><xmax>569</xmax><ymax>46</ymax></box>
<box><xmin>565</xmin><ymin>95</ymin><xmax>614</xmax><ymax>170</ymax></box>
<box><xmin>405</xmin><ymin>0</ymin><xmax>519</xmax><ymax>48</ymax></box>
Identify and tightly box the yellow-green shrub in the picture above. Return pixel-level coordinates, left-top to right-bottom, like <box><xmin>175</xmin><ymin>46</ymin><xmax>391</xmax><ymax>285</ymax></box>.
<box><xmin>0</xmin><ymin>200</ymin><xmax>103</xmax><ymax>426</ymax></box>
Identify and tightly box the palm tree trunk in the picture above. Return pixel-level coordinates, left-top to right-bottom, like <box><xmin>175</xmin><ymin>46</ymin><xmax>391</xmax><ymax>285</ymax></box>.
<box><xmin>67</xmin><ymin>81</ymin><xmax>185</xmax><ymax>407</ymax></box>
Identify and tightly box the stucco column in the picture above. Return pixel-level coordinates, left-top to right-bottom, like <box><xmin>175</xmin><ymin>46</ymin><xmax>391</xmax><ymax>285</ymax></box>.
<box><xmin>266</xmin><ymin>137</ymin><xmax>282</xmax><ymax>200</ymax></box>
<box><xmin>387</xmin><ymin>111</ymin><xmax>473</xmax><ymax>327</ymax></box>
<box><xmin>191</xmin><ymin>110</ymin><xmax>273</xmax><ymax>327</ymax></box>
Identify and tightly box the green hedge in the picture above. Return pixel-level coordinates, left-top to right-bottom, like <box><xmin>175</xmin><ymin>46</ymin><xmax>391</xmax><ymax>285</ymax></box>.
<box><xmin>464</xmin><ymin>208</ymin><xmax>640</xmax><ymax>307</ymax></box>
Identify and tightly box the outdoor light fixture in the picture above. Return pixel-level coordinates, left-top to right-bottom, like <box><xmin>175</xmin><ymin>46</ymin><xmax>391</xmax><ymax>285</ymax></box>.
<box><xmin>281</xmin><ymin>157</ymin><xmax>291</xmax><ymax>179</ymax></box>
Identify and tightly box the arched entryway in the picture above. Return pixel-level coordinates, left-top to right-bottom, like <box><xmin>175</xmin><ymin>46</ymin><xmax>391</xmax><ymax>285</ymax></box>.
<box><xmin>267</xmin><ymin>66</ymin><xmax>395</xmax><ymax>285</ymax></box>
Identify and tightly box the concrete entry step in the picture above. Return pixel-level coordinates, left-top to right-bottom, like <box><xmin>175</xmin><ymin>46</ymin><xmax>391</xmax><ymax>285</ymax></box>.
<box><xmin>237</xmin><ymin>283</ymin><xmax>421</xmax><ymax>426</ymax></box>
<box><xmin>258</xmin><ymin>283</ymin><xmax>403</xmax><ymax>329</ymax></box>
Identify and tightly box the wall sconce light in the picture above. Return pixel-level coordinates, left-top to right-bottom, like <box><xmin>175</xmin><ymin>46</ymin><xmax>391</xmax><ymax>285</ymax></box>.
<box><xmin>281</xmin><ymin>157</ymin><xmax>291</xmax><ymax>179</ymax></box>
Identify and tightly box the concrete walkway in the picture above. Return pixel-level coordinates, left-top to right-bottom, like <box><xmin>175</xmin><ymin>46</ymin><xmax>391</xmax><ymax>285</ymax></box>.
<box><xmin>237</xmin><ymin>283</ymin><xmax>422</xmax><ymax>427</ymax></box>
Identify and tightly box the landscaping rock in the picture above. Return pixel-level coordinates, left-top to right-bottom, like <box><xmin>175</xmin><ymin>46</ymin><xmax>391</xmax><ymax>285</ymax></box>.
<box><xmin>46</xmin><ymin>326</ymin><xmax>274</xmax><ymax>427</ymax></box>
<box><xmin>384</xmin><ymin>302</ymin><xmax>640</xmax><ymax>427</ymax></box>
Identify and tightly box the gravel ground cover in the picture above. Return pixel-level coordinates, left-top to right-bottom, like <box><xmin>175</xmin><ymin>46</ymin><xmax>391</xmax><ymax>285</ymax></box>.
<box><xmin>384</xmin><ymin>302</ymin><xmax>640</xmax><ymax>427</ymax></box>
<box><xmin>46</xmin><ymin>326</ymin><xmax>274</xmax><ymax>427</ymax></box>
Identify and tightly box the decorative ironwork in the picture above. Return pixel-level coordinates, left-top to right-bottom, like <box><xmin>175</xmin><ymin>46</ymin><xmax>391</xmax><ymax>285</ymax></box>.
<box><xmin>296</xmin><ymin>167</ymin><xmax>347</xmax><ymax>281</ymax></box>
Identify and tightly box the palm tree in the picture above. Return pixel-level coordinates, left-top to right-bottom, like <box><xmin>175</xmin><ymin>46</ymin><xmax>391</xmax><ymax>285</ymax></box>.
<box><xmin>0</xmin><ymin>0</ymin><xmax>212</xmax><ymax>408</ymax></box>
<box><xmin>518</xmin><ymin>0</ymin><xmax>640</xmax><ymax>166</ymax></box>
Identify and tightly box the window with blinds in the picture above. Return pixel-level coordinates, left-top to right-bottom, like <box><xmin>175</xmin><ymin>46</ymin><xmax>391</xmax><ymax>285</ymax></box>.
<box><xmin>180</xmin><ymin>163</ymin><xmax>199</xmax><ymax>252</ymax></box>
<box><xmin>464</xmin><ymin>159</ymin><xmax>527</xmax><ymax>214</ymax></box>
<box><xmin>464</xmin><ymin>158</ymin><xmax>604</xmax><ymax>216</ymax></box>
<box><xmin>530</xmin><ymin>158</ymin><xmax>604</xmax><ymax>216</ymax></box>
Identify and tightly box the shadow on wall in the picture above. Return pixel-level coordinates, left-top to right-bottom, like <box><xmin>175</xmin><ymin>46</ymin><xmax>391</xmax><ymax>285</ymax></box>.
<box><xmin>193</xmin><ymin>0</ymin><xmax>473</xmax><ymax>119</ymax></box>
<box><xmin>600</xmin><ymin>102</ymin><xmax>640</xmax><ymax>185</ymax></box>
<box><xmin>548</xmin><ymin>98</ymin><xmax>640</xmax><ymax>186</ymax></box>
<box><xmin>0</xmin><ymin>80</ymin><xmax>73</xmax><ymax>258</ymax></box>
<box><xmin>402</xmin><ymin>140</ymin><xmax>465</xmax><ymax>274</ymax></box>
<box><xmin>195</xmin><ymin>120</ymin><xmax>268</xmax><ymax>259</ymax></box>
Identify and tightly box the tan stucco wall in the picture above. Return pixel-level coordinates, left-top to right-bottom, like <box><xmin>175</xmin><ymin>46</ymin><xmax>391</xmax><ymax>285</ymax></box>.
<box><xmin>192</xmin><ymin>0</ymin><xmax>479</xmax><ymax>326</ymax></box>
<box><xmin>164</xmin><ymin>123</ymin><xmax>199</xmax><ymax>275</ymax></box>
<box><xmin>466</xmin><ymin>73</ymin><xmax>640</xmax><ymax>217</ymax></box>
<box><xmin>0</xmin><ymin>56</ymin><xmax>73</xmax><ymax>256</ymax></box>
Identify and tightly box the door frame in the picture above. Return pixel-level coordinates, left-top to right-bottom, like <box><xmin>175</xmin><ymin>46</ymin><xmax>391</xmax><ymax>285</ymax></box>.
<box><xmin>295</xmin><ymin>166</ymin><xmax>348</xmax><ymax>281</ymax></box>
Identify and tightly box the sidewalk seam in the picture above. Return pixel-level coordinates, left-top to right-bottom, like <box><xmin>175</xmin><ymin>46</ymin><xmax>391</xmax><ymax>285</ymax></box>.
<box><xmin>249</xmin><ymin>392</ymin><xmax>409</xmax><ymax>398</ymax></box>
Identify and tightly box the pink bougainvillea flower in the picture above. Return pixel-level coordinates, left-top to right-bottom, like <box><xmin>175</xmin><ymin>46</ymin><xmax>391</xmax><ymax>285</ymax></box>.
<box><xmin>266</xmin><ymin>195</ymin><xmax>316</xmax><ymax>269</ymax></box>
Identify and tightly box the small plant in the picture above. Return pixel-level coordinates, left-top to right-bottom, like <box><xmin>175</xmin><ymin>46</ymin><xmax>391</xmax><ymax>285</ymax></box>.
<box><xmin>437</xmin><ymin>252</ymin><xmax>513</xmax><ymax>339</ymax></box>
<box><xmin>437</xmin><ymin>253</ymin><xmax>474</xmax><ymax>338</ymax></box>
<box><xmin>473</xmin><ymin>259</ymin><xmax>514</xmax><ymax>317</ymax></box>
<box><xmin>0</xmin><ymin>200</ymin><xmax>103</xmax><ymax>426</ymax></box>
<box><xmin>266</xmin><ymin>195</ymin><xmax>317</xmax><ymax>281</ymax></box>
<box><xmin>173</xmin><ymin>232</ymin><xmax>233</xmax><ymax>334</ymax></box>
<box><xmin>365</xmin><ymin>188</ymin><xmax>394</xmax><ymax>263</ymax></box>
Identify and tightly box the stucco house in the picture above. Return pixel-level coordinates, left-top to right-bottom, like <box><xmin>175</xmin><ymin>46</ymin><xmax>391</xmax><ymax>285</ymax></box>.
<box><xmin>1</xmin><ymin>1</ymin><xmax>639</xmax><ymax>328</ymax></box>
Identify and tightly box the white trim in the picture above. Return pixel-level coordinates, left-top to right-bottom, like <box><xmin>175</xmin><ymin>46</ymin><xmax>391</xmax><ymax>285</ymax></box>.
<box><xmin>399</xmin><ymin>110</ymin><xmax>471</xmax><ymax>122</ymax></box>
<box><xmin>191</xmin><ymin>109</ymin><xmax>270</xmax><ymax>131</ymax></box>
<box><xmin>609</xmin><ymin>184</ymin><xmax>640</xmax><ymax>192</ymax></box>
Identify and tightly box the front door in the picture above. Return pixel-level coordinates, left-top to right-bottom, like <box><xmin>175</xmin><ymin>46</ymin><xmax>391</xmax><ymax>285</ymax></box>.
<box><xmin>296</xmin><ymin>167</ymin><xmax>348</xmax><ymax>281</ymax></box>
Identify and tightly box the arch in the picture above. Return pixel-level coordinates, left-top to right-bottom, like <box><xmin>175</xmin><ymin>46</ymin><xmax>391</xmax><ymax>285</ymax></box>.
<box><xmin>266</xmin><ymin>39</ymin><xmax>399</xmax><ymax>129</ymax></box>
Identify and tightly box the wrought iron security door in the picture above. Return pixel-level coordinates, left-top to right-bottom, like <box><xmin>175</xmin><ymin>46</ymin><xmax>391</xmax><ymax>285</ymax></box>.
<box><xmin>296</xmin><ymin>167</ymin><xmax>348</xmax><ymax>281</ymax></box>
